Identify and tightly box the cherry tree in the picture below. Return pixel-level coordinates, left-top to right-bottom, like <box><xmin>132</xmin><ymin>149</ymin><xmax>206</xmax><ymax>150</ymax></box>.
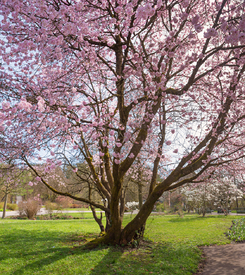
<box><xmin>1</xmin><ymin>0</ymin><xmax>245</xmax><ymax>244</ymax></box>
<box><xmin>27</xmin><ymin>164</ymin><xmax>69</xmax><ymax>199</ymax></box>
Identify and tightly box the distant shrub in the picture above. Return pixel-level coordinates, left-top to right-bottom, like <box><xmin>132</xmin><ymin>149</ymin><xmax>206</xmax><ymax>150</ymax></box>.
<box><xmin>18</xmin><ymin>199</ymin><xmax>41</xmax><ymax>219</ymax></box>
<box><xmin>7</xmin><ymin>203</ymin><xmax>18</xmax><ymax>211</ymax></box>
<box><xmin>155</xmin><ymin>202</ymin><xmax>165</xmax><ymax>212</ymax></box>
<box><xmin>36</xmin><ymin>214</ymin><xmax>75</xmax><ymax>220</ymax></box>
<box><xmin>55</xmin><ymin>196</ymin><xmax>73</xmax><ymax>208</ymax></box>
<box><xmin>45</xmin><ymin>201</ymin><xmax>60</xmax><ymax>212</ymax></box>
<box><xmin>71</xmin><ymin>203</ymin><xmax>83</xmax><ymax>208</ymax></box>
<box><xmin>0</xmin><ymin>202</ymin><xmax>4</xmax><ymax>210</ymax></box>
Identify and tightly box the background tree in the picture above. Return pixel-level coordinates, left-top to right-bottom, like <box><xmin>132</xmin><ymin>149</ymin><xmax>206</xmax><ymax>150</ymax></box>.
<box><xmin>182</xmin><ymin>178</ymin><xmax>244</xmax><ymax>216</ymax></box>
<box><xmin>0</xmin><ymin>162</ymin><xmax>24</xmax><ymax>218</ymax></box>
<box><xmin>212</xmin><ymin>178</ymin><xmax>244</xmax><ymax>215</ymax></box>
<box><xmin>1</xmin><ymin>0</ymin><xmax>245</xmax><ymax>245</ymax></box>
<box><xmin>27</xmin><ymin>164</ymin><xmax>68</xmax><ymax>202</ymax></box>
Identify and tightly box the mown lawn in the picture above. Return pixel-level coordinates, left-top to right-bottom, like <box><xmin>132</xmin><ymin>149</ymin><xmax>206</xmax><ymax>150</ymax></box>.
<box><xmin>0</xmin><ymin>214</ymin><xmax>241</xmax><ymax>275</ymax></box>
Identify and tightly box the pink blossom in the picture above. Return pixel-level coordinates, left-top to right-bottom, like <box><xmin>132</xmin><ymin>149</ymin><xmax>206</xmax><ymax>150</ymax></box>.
<box><xmin>182</xmin><ymin>0</ymin><xmax>189</xmax><ymax>8</ymax></box>
<box><xmin>166</xmin><ymin>140</ymin><xmax>171</xmax><ymax>146</ymax></box>
<box><xmin>129</xmin><ymin>153</ymin><xmax>135</xmax><ymax>158</ymax></box>
<box><xmin>71</xmin><ymin>87</ymin><xmax>77</xmax><ymax>93</ymax></box>
<box><xmin>18</xmin><ymin>100</ymin><xmax>32</xmax><ymax>112</ymax></box>
<box><xmin>204</xmin><ymin>28</ymin><xmax>218</xmax><ymax>39</ymax></box>
<box><xmin>194</xmin><ymin>24</ymin><xmax>203</xmax><ymax>33</ymax></box>
<box><xmin>180</xmin><ymin>12</ymin><xmax>188</xmax><ymax>20</ymax></box>
<box><xmin>191</xmin><ymin>15</ymin><xmax>199</xmax><ymax>25</ymax></box>
<box><xmin>168</xmin><ymin>52</ymin><xmax>174</xmax><ymax>58</ymax></box>
<box><xmin>173</xmin><ymin>149</ymin><xmax>178</xmax><ymax>153</ymax></box>
<box><xmin>37</xmin><ymin>97</ymin><xmax>45</xmax><ymax>112</ymax></box>
<box><xmin>2</xmin><ymin>101</ymin><xmax>10</xmax><ymax>110</ymax></box>
<box><xmin>114</xmin><ymin>159</ymin><xmax>120</xmax><ymax>164</ymax></box>
<box><xmin>157</xmin><ymin>0</ymin><xmax>162</xmax><ymax>9</ymax></box>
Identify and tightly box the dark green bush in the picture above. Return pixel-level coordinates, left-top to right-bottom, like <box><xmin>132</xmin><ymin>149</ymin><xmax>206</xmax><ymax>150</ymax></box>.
<box><xmin>227</xmin><ymin>218</ymin><xmax>245</xmax><ymax>242</ymax></box>
<box><xmin>156</xmin><ymin>203</ymin><xmax>165</xmax><ymax>212</ymax></box>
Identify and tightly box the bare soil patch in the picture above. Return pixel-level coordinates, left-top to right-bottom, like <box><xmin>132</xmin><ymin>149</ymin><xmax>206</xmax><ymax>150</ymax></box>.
<box><xmin>195</xmin><ymin>243</ymin><xmax>245</xmax><ymax>275</ymax></box>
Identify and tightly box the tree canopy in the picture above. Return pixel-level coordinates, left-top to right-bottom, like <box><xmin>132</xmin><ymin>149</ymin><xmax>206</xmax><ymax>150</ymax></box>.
<box><xmin>1</xmin><ymin>0</ymin><xmax>245</xmax><ymax>244</ymax></box>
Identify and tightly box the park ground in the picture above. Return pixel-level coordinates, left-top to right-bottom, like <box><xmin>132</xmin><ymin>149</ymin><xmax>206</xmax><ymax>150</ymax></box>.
<box><xmin>0</xmin><ymin>213</ymin><xmax>244</xmax><ymax>275</ymax></box>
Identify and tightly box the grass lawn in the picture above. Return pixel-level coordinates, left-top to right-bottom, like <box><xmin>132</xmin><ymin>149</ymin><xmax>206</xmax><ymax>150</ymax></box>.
<box><xmin>62</xmin><ymin>207</ymin><xmax>93</xmax><ymax>211</ymax></box>
<box><xmin>0</xmin><ymin>214</ymin><xmax>241</xmax><ymax>275</ymax></box>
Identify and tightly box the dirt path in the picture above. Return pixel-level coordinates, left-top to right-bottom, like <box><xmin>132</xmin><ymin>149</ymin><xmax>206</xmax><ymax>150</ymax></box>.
<box><xmin>197</xmin><ymin>243</ymin><xmax>245</xmax><ymax>275</ymax></box>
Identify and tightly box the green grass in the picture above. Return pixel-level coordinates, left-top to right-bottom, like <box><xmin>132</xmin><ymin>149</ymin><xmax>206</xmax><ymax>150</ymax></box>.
<box><xmin>144</xmin><ymin>214</ymin><xmax>238</xmax><ymax>245</ymax></box>
<box><xmin>0</xmin><ymin>214</ymin><xmax>242</xmax><ymax>275</ymax></box>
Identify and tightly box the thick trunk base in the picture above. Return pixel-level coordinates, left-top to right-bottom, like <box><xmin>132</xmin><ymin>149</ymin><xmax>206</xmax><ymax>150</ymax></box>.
<box><xmin>85</xmin><ymin>224</ymin><xmax>146</xmax><ymax>248</ymax></box>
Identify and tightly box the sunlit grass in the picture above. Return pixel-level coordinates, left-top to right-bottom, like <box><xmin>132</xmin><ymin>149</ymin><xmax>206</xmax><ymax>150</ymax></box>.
<box><xmin>0</xmin><ymin>214</ymin><xmax>242</xmax><ymax>275</ymax></box>
<box><xmin>144</xmin><ymin>214</ymin><xmax>239</xmax><ymax>245</ymax></box>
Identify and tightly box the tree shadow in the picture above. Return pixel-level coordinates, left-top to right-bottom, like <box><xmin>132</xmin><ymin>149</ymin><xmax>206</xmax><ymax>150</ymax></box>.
<box><xmin>0</xmin><ymin>226</ymin><xmax>98</xmax><ymax>274</ymax></box>
<box><xmin>167</xmin><ymin>215</ymin><xmax>220</xmax><ymax>223</ymax></box>
<box><xmin>89</xmin><ymin>241</ymin><xmax>201</xmax><ymax>275</ymax></box>
<box><xmin>0</xmin><ymin>225</ymin><xmax>200</xmax><ymax>274</ymax></box>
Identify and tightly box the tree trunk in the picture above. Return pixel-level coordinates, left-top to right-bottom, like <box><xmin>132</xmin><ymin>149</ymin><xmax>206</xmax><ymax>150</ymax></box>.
<box><xmin>138</xmin><ymin>183</ymin><xmax>143</xmax><ymax>209</ymax></box>
<box><xmin>90</xmin><ymin>205</ymin><xmax>105</xmax><ymax>233</ymax></box>
<box><xmin>2</xmin><ymin>193</ymin><xmax>8</xmax><ymax>219</ymax></box>
<box><xmin>119</xmin><ymin>188</ymin><xmax>159</xmax><ymax>244</ymax></box>
<box><xmin>202</xmin><ymin>201</ymin><xmax>206</xmax><ymax>217</ymax></box>
<box><xmin>91</xmin><ymin>181</ymin><xmax>166</xmax><ymax>246</ymax></box>
<box><xmin>91</xmin><ymin>182</ymin><xmax>165</xmax><ymax>246</ymax></box>
<box><xmin>103</xmin><ymin>178</ymin><xmax>124</xmax><ymax>244</ymax></box>
<box><xmin>236</xmin><ymin>197</ymin><xmax>239</xmax><ymax>209</ymax></box>
<box><xmin>202</xmin><ymin>208</ymin><xmax>206</xmax><ymax>217</ymax></box>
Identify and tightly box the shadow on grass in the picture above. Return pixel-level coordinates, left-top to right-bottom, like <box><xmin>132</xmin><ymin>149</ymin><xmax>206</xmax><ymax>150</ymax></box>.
<box><xmin>0</xmin><ymin>226</ymin><xmax>201</xmax><ymax>275</ymax></box>
<box><xmin>167</xmin><ymin>215</ymin><xmax>227</xmax><ymax>223</ymax></box>
<box><xmin>89</xmin><ymin>241</ymin><xmax>201</xmax><ymax>275</ymax></box>
<box><xmin>0</xmin><ymin>227</ymin><xmax>98</xmax><ymax>274</ymax></box>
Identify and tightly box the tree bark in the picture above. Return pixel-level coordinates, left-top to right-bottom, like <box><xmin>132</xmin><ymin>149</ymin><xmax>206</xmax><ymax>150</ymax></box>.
<box><xmin>90</xmin><ymin>205</ymin><xmax>105</xmax><ymax>233</ymax></box>
<box><xmin>2</xmin><ymin>193</ymin><xmax>8</xmax><ymax>219</ymax></box>
<box><xmin>138</xmin><ymin>183</ymin><xmax>143</xmax><ymax>210</ymax></box>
